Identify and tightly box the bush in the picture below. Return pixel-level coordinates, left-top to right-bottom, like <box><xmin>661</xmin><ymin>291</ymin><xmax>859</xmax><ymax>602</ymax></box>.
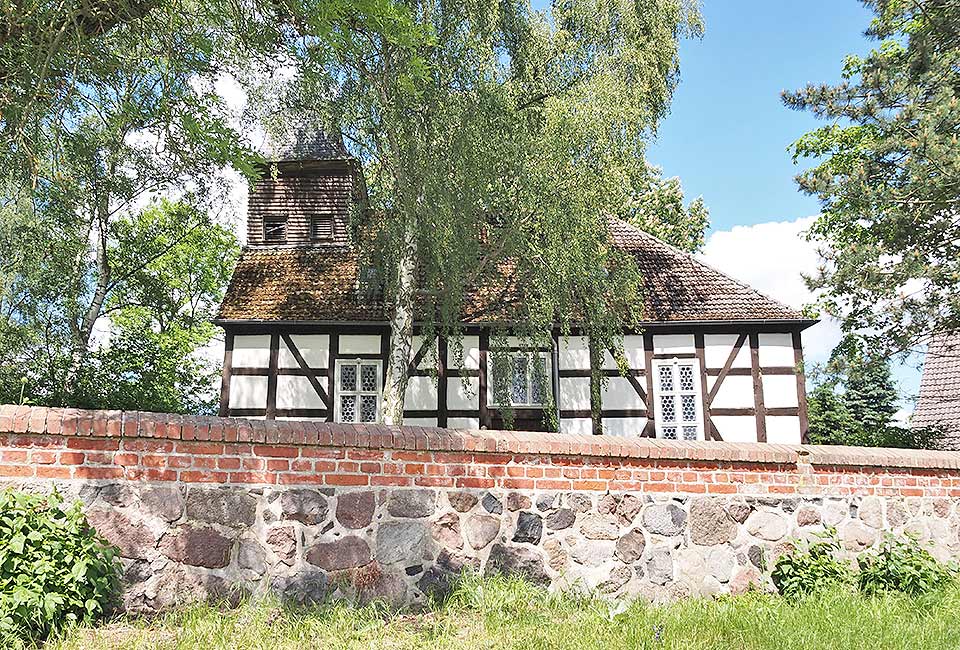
<box><xmin>0</xmin><ymin>489</ymin><xmax>121</xmax><ymax>643</ymax></box>
<box><xmin>857</xmin><ymin>534</ymin><xmax>955</xmax><ymax>596</ymax></box>
<box><xmin>771</xmin><ymin>528</ymin><xmax>853</xmax><ymax>599</ymax></box>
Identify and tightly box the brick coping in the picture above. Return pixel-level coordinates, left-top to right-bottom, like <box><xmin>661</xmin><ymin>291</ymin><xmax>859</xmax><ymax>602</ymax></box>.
<box><xmin>2</xmin><ymin>405</ymin><xmax>958</xmax><ymax>471</ymax></box>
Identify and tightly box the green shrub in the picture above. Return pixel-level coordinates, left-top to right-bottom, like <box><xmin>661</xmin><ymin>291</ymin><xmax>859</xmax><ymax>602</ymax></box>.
<box><xmin>771</xmin><ymin>528</ymin><xmax>853</xmax><ymax>599</ymax></box>
<box><xmin>0</xmin><ymin>489</ymin><xmax>121</xmax><ymax>643</ymax></box>
<box><xmin>857</xmin><ymin>534</ymin><xmax>955</xmax><ymax>596</ymax></box>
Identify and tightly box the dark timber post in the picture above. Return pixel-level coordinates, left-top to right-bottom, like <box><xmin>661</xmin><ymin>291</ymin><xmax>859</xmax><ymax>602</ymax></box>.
<box><xmin>218</xmin><ymin>331</ymin><xmax>234</xmax><ymax>417</ymax></box>
<box><xmin>265</xmin><ymin>333</ymin><xmax>280</xmax><ymax>420</ymax></box>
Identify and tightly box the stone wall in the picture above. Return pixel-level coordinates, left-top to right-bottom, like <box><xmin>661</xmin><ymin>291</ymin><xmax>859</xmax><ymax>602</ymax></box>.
<box><xmin>2</xmin><ymin>405</ymin><xmax>960</xmax><ymax>611</ymax></box>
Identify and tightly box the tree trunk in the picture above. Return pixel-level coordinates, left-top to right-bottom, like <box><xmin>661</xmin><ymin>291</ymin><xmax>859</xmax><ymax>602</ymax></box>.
<box><xmin>62</xmin><ymin>211</ymin><xmax>110</xmax><ymax>400</ymax></box>
<box><xmin>381</xmin><ymin>215</ymin><xmax>417</xmax><ymax>425</ymax></box>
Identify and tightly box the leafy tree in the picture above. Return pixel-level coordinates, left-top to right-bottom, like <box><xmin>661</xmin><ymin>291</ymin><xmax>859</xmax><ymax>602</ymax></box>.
<box><xmin>256</xmin><ymin>0</ymin><xmax>705</xmax><ymax>424</ymax></box>
<box><xmin>0</xmin><ymin>1</ymin><xmax>419</xmax><ymax>411</ymax></box>
<box><xmin>627</xmin><ymin>166</ymin><xmax>709</xmax><ymax>252</ymax></box>
<box><xmin>1</xmin><ymin>201</ymin><xmax>238</xmax><ymax>412</ymax></box>
<box><xmin>807</xmin><ymin>335</ymin><xmax>939</xmax><ymax>448</ymax></box>
<box><xmin>785</xmin><ymin>0</ymin><xmax>960</xmax><ymax>356</ymax></box>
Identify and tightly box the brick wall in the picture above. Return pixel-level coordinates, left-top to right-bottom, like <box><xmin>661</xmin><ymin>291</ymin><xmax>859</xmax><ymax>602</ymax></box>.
<box><xmin>4</xmin><ymin>404</ymin><xmax>960</xmax><ymax>612</ymax></box>
<box><xmin>1</xmin><ymin>405</ymin><xmax>958</xmax><ymax>496</ymax></box>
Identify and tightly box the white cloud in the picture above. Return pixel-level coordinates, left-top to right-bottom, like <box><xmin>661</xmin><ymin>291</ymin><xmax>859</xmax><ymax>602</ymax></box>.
<box><xmin>698</xmin><ymin>216</ymin><xmax>922</xmax><ymax>412</ymax></box>
<box><xmin>698</xmin><ymin>216</ymin><xmax>842</xmax><ymax>366</ymax></box>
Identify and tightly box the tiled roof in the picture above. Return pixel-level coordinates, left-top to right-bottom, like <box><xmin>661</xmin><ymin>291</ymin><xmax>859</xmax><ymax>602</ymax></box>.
<box><xmin>914</xmin><ymin>333</ymin><xmax>960</xmax><ymax>446</ymax></box>
<box><xmin>217</xmin><ymin>218</ymin><xmax>805</xmax><ymax>324</ymax></box>
<box><xmin>217</xmin><ymin>247</ymin><xmax>385</xmax><ymax>322</ymax></box>
<box><xmin>608</xmin><ymin>219</ymin><xmax>803</xmax><ymax>322</ymax></box>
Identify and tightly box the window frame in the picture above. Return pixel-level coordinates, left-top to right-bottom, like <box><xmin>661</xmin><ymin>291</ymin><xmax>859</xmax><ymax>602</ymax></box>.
<box><xmin>334</xmin><ymin>358</ymin><xmax>382</xmax><ymax>424</ymax></box>
<box><xmin>310</xmin><ymin>215</ymin><xmax>334</xmax><ymax>242</ymax></box>
<box><xmin>651</xmin><ymin>357</ymin><xmax>703</xmax><ymax>441</ymax></box>
<box><xmin>263</xmin><ymin>217</ymin><xmax>287</xmax><ymax>243</ymax></box>
<box><xmin>487</xmin><ymin>350</ymin><xmax>552</xmax><ymax>408</ymax></box>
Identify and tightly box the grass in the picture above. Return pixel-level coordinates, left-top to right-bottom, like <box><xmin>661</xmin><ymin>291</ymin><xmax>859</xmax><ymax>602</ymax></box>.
<box><xmin>38</xmin><ymin>575</ymin><xmax>960</xmax><ymax>650</ymax></box>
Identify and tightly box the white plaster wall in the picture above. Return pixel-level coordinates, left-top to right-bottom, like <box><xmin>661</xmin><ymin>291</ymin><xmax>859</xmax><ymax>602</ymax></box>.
<box><xmin>758</xmin><ymin>333</ymin><xmax>795</xmax><ymax>367</ymax></box>
<box><xmin>766</xmin><ymin>416</ymin><xmax>802</xmax><ymax>444</ymax></box>
<box><xmin>404</xmin><ymin>417</ymin><xmax>439</xmax><ymax>427</ymax></box>
<box><xmin>410</xmin><ymin>335</ymin><xmax>437</xmax><ymax>370</ymax></box>
<box><xmin>763</xmin><ymin>375</ymin><xmax>799</xmax><ymax>409</ymax></box>
<box><xmin>652</xmin><ymin>334</ymin><xmax>694</xmax><ymax>355</ymax></box>
<box><xmin>232</xmin><ymin>335</ymin><xmax>271</xmax><ymax>367</ymax></box>
<box><xmin>601</xmin><ymin>377</ymin><xmax>645</xmax><ymax>410</ymax></box>
<box><xmin>602</xmin><ymin>335</ymin><xmax>645</xmax><ymax>370</ymax></box>
<box><xmin>276</xmin><ymin>375</ymin><xmax>328</xmax><ymax>410</ymax></box>
<box><xmin>559</xmin><ymin>377</ymin><xmax>591</xmax><ymax>411</ymax></box>
<box><xmin>339</xmin><ymin>334</ymin><xmax>382</xmax><ymax>355</ymax></box>
<box><xmin>229</xmin><ymin>376</ymin><xmax>268</xmax><ymax>409</ymax></box>
<box><xmin>448</xmin><ymin>377</ymin><xmax>479</xmax><ymax>410</ymax></box>
<box><xmin>558</xmin><ymin>336</ymin><xmax>590</xmax><ymax>370</ymax></box>
<box><xmin>405</xmin><ymin>376</ymin><xmax>438</xmax><ymax>410</ymax></box>
<box><xmin>447</xmin><ymin>335</ymin><xmax>480</xmax><ymax>370</ymax></box>
<box><xmin>448</xmin><ymin>417</ymin><xmax>480</xmax><ymax>430</ymax></box>
<box><xmin>711</xmin><ymin>415</ymin><xmax>757</xmax><ymax>443</ymax></box>
<box><xmin>703</xmin><ymin>334</ymin><xmax>751</xmax><ymax>369</ymax></box>
<box><xmin>603</xmin><ymin>417</ymin><xmax>647</xmax><ymax>437</ymax></box>
<box><xmin>278</xmin><ymin>334</ymin><xmax>329</xmax><ymax>369</ymax></box>
<box><xmin>708</xmin><ymin>375</ymin><xmax>755</xmax><ymax>409</ymax></box>
<box><xmin>560</xmin><ymin>418</ymin><xmax>592</xmax><ymax>435</ymax></box>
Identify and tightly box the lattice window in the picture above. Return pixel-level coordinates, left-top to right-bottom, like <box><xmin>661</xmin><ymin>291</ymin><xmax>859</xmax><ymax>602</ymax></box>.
<box><xmin>658</xmin><ymin>365</ymin><xmax>673</xmax><ymax>392</ymax></box>
<box><xmin>679</xmin><ymin>365</ymin><xmax>695</xmax><ymax>391</ymax></box>
<box><xmin>489</xmin><ymin>351</ymin><xmax>551</xmax><ymax>407</ymax></box>
<box><xmin>337</xmin><ymin>360</ymin><xmax>380</xmax><ymax>423</ymax></box>
<box><xmin>653</xmin><ymin>359</ymin><xmax>703</xmax><ymax>441</ymax></box>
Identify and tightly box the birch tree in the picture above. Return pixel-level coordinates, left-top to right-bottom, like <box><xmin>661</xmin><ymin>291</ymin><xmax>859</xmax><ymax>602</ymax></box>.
<box><xmin>0</xmin><ymin>1</ymin><xmax>419</xmax><ymax>408</ymax></box>
<box><xmin>257</xmin><ymin>0</ymin><xmax>704</xmax><ymax>424</ymax></box>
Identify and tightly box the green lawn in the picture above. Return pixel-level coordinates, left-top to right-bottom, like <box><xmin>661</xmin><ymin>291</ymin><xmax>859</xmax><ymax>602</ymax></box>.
<box><xmin>41</xmin><ymin>576</ymin><xmax>960</xmax><ymax>650</ymax></box>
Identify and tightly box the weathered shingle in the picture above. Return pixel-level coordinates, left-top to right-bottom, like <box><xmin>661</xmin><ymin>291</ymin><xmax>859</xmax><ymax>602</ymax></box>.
<box><xmin>217</xmin><ymin>218</ymin><xmax>805</xmax><ymax>324</ymax></box>
<box><xmin>217</xmin><ymin>247</ymin><xmax>385</xmax><ymax>322</ymax></box>
<box><xmin>914</xmin><ymin>333</ymin><xmax>960</xmax><ymax>447</ymax></box>
<box><xmin>261</xmin><ymin>129</ymin><xmax>349</xmax><ymax>162</ymax></box>
<box><xmin>609</xmin><ymin>219</ymin><xmax>802</xmax><ymax>322</ymax></box>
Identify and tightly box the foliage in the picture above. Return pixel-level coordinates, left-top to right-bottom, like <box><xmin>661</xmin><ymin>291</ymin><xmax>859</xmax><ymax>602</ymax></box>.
<box><xmin>0</xmin><ymin>490</ymin><xmax>120</xmax><ymax>645</ymax></box>
<box><xmin>806</xmin><ymin>335</ymin><xmax>937</xmax><ymax>448</ymax></box>
<box><xmin>46</xmin><ymin>573</ymin><xmax>960</xmax><ymax>650</ymax></box>
<box><xmin>771</xmin><ymin>528</ymin><xmax>853</xmax><ymax>599</ymax></box>
<box><xmin>626</xmin><ymin>166</ymin><xmax>710</xmax><ymax>252</ymax></box>
<box><xmin>857</xmin><ymin>534</ymin><xmax>956</xmax><ymax>597</ymax></box>
<box><xmin>256</xmin><ymin>0</ymin><xmax>707</xmax><ymax>424</ymax></box>
<box><xmin>1</xmin><ymin>200</ymin><xmax>238</xmax><ymax>413</ymax></box>
<box><xmin>785</xmin><ymin>0</ymin><xmax>960</xmax><ymax>356</ymax></box>
<box><xmin>0</xmin><ymin>0</ymin><xmax>421</xmax><ymax>412</ymax></box>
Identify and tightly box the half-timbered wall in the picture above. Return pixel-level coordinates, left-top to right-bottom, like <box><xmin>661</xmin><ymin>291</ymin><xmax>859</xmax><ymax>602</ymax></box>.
<box><xmin>219</xmin><ymin>325</ymin><xmax>808</xmax><ymax>444</ymax></box>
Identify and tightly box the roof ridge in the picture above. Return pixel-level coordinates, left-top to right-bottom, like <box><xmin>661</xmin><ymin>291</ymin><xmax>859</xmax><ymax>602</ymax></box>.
<box><xmin>608</xmin><ymin>217</ymin><xmax>803</xmax><ymax>319</ymax></box>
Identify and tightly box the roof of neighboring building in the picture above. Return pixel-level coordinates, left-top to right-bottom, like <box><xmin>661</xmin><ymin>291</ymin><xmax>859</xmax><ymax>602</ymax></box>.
<box><xmin>914</xmin><ymin>333</ymin><xmax>960</xmax><ymax>445</ymax></box>
<box><xmin>216</xmin><ymin>218</ymin><xmax>807</xmax><ymax>325</ymax></box>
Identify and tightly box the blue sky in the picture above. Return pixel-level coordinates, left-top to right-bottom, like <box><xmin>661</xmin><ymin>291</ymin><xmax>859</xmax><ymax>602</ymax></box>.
<box><xmin>643</xmin><ymin>1</ymin><xmax>921</xmax><ymax>411</ymax></box>
<box><xmin>648</xmin><ymin>0</ymin><xmax>874</xmax><ymax>231</ymax></box>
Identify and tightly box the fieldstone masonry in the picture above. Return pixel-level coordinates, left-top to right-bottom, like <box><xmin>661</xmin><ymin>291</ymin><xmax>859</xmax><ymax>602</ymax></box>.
<box><xmin>3</xmin><ymin>405</ymin><xmax>960</xmax><ymax>610</ymax></box>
